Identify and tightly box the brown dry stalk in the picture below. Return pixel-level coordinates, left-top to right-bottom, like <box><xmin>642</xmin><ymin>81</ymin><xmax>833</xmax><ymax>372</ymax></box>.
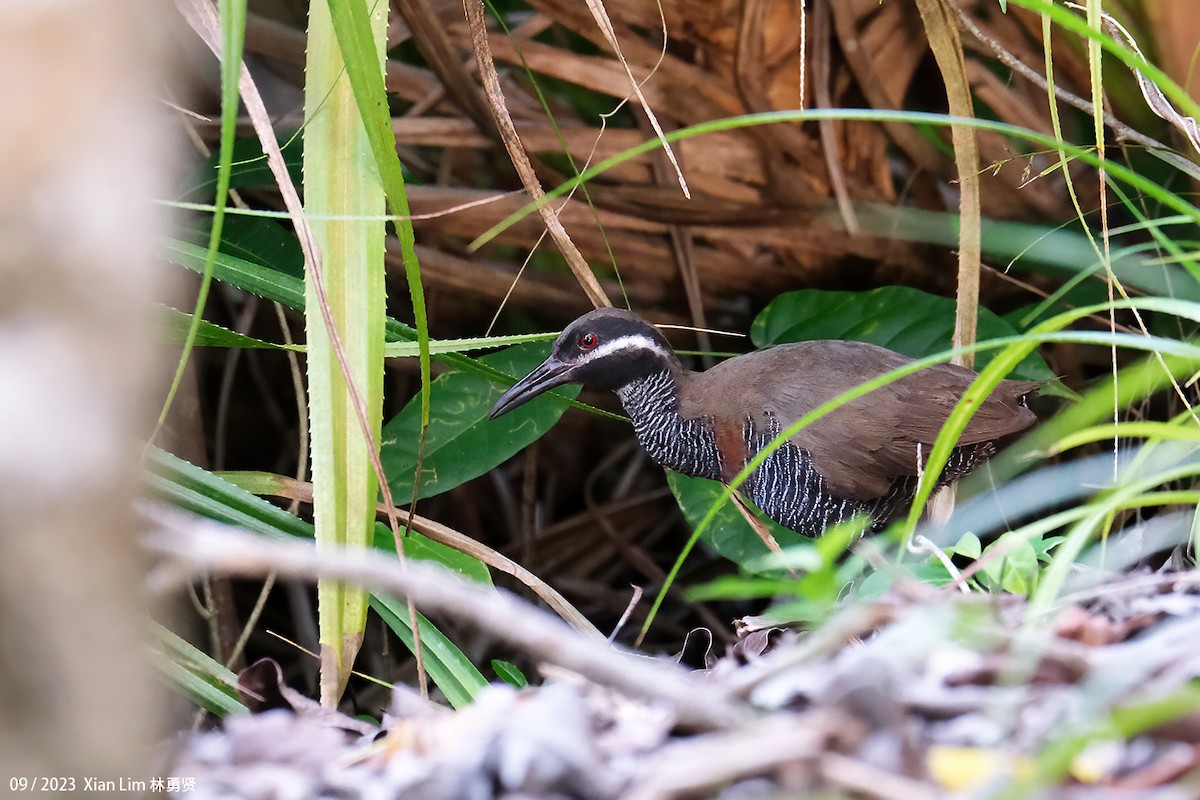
<box><xmin>812</xmin><ymin>0</ymin><xmax>859</xmax><ymax>235</ymax></box>
<box><xmin>461</xmin><ymin>0</ymin><xmax>611</xmax><ymax>308</ymax></box>
<box><xmin>623</xmin><ymin>712</ymin><xmax>867</xmax><ymax>800</ymax></box>
<box><xmin>261</xmin><ymin>476</ymin><xmax>603</xmax><ymax>639</ymax></box>
<box><xmin>914</xmin><ymin>0</ymin><xmax>982</xmax><ymax>371</ymax></box>
<box><xmin>581</xmin><ymin>0</ymin><xmax>690</xmax><ymax>199</ymax></box>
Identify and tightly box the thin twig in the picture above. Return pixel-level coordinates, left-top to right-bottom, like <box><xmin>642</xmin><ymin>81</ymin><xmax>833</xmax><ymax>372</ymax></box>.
<box><xmin>624</xmin><ymin>711</ymin><xmax>861</xmax><ymax>800</ymax></box>
<box><xmin>261</xmin><ymin>475</ymin><xmax>603</xmax><ymax>638</ymax></box>
<box><xmin>954</xmin><ymin>4</ymin><xmax>1200</xmax><ymax>181</ymax></box>
<box><xmin>462</xmin><ymin>0</ymin><xmax>611</xmax><ymax>308</ymax></box>
<box><xmin>144</xmin><ymin>509</ymin><xmax>751</xmax><ymax>731</ymax></box>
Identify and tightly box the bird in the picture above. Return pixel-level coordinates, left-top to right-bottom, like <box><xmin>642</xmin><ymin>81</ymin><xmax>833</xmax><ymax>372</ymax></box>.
<box><xmin>489</xmin><ymin>307</ymin><xmax>1038</xmax><ymax>537</ymax></box>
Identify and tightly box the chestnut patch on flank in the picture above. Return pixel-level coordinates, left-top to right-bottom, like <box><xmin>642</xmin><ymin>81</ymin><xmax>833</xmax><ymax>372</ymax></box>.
<box><xmin>713</xmin><ymin>418</ymin><xmax>748</xmax><ymax>483</ymax></box>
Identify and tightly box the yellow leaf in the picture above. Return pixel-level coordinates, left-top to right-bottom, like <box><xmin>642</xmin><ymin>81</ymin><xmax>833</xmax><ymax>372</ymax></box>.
<box><xmin>927</xmin><ymin>745</ymin><xmax>1033</xmax><ymax>791</ymax></box>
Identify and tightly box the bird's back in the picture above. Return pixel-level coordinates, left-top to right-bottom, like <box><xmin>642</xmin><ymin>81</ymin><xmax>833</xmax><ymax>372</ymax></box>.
<box><xmin>678</xmin><ymin>339</ymin><xmax>1037</xmax><ymax>500</ymax></box>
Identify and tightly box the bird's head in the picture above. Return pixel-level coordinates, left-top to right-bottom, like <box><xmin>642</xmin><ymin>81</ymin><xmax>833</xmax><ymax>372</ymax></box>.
<box><xmin>489</xmin><ymin>308</ymin><xmax>678</xmax><ymax>419</ymax></box>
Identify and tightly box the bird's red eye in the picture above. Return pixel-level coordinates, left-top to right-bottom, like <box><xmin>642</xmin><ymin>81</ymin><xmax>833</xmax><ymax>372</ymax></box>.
<box><xmin>578</xmin><ymin>332</ymin><xmax>599</xmax><ymax>350</ymax></box>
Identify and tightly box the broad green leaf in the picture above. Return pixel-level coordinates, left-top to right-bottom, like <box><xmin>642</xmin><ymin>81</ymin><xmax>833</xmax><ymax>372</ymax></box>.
<box><xmin>1006</xmin><ymin>281</ymin><xmax>1110</xmax><ymax>330</ymax></box>
<box><xmin>491</xmin><ymin>659</ymin><xmax>527</xmax><ymax>689</ymax></box>
<box><xmin>382</xmin><ymin>343</ymin><xmax>579</xmax><ymax>504</ymax></box>
<box><xmin>750</xmin><ymin>286</ymin><xmax>1053</xmax><ymax>381</ymax></box>
<box><xmin>686</xmin><ymin>575</ymin><xmax>803</xmax><ymax>601</ymax></box>
<box><xmin>743</xmin><ymin>543</ymin><xmax>823</xmax><ymax>574</ymax></box>
<box><xmin>855</xmin><ymin>561</ymin><xmax>956</xmax><ymax>598</ymax></box>
<box><xmin>373</xmin><ymin>525</ymin><xmax>492</xmax><ymax>587</ymax></box>
<box><xmin>217</xmin><ymin>214</ymin><xmax>304</xmax><ymax>279</ymax></box>
<box><xmin>187</xmin><ymin>134</ymin><xmax>304</xmax><ymax>198</ymax></box>
<box><xmin>950</xmin><ymin>531</ymin><xmax>982</xmax><ymax>559</ymax></box>
<box><xmin>1032</xmin><ymin>535</ymin><xmax>1066</xmax><ymax>562</ymax></box>
<box><xmin>980</xmin><ymin>533</ymin><xmax>1040</xmax><ymax>594</ymax></box>
<box><xmin>664</xmin><ymin>471</ymin><xmax>808</xmax><ymax>571</ymax></box>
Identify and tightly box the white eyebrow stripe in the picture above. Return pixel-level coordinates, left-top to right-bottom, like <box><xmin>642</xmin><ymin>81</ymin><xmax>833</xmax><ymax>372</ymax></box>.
<box><xmin>576</xmin><ymin>333</ymin><xmax>672</xmax><ymax>365</ymax></box>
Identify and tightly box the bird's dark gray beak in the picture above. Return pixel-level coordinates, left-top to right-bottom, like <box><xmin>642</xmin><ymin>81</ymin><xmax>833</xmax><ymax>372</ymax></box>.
<box><xmin>489</xmin><ymin>356</ymin><xmax>575</xmax><ymax>419</ymax></box>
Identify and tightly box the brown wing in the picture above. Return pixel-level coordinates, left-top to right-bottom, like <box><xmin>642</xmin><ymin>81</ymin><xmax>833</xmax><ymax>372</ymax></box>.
<box><xmin>680</xmin><ymin>340</ymin><xmax>1037</xmax><ymax>500</ymax></box>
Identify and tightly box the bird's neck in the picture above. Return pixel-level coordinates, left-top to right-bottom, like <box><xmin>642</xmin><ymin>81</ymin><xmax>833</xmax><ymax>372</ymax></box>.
<box><xmin>615</xmin><ymin>367</ymin><xmax>722</xmax><ymax>481</ymax></box>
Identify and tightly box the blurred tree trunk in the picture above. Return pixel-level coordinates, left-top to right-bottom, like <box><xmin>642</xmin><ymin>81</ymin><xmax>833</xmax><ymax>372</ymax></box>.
<box><xmin>0</xmin><ymin>0</ymin><xmax>174</xmax><ymax>783</ymax></box>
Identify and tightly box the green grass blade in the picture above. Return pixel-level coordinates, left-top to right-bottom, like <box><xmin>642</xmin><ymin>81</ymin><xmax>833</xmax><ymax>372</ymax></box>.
<box><xmin>304</xmin><ymin>0</ymin><xmax>388</xmax><ymax>705</ymax></box>
<box><xmin>152</xmin><ymin>624</ymin><xmax>247</xmax><ymax>717</ymax></box>
<box><xmin>155</xmin><ymin>0</ymin><xmax>246</xmax><ymax>433</ymax></box>
<box><xmin>368</xmin><ymin>597</ymin><xmax>487</xmax><ymax>710</ymax></box>
<box><xmin>148</xmin><ymin>448</ymin><xmax>485</xmax><ymax>706</ymax></box>
<box><xmin>161</xmin><ymin>307</ymin><xmax>298</xmax><ymax>350</ymax></box>
<box><xmin>468</xmin><ymin>109</ymin><xmax>1200</xmax><ymax>255</ymax></box>
<box><xmin>163</xmin><ymin>240</ymin><xmax>622</xmax><ymax>421</ymax></box>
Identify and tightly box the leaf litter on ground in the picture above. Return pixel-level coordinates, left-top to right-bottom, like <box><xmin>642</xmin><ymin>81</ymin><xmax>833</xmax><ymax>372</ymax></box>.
<box><xmin>165</xmin><ymin>563</ymin><xmax>1200</xmax><ymax>799</ymax></box>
